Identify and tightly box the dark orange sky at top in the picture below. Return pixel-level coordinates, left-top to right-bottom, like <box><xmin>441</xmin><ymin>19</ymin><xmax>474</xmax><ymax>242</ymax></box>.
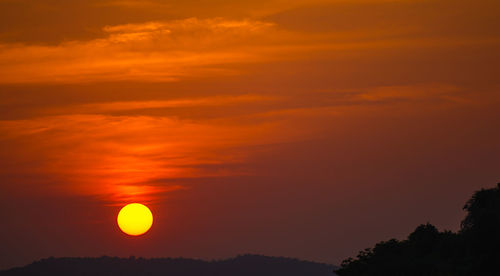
<box><xmin>0</xmin><ymin>0</ymin><xmax>499</xmax><ymax>270</ymax></box>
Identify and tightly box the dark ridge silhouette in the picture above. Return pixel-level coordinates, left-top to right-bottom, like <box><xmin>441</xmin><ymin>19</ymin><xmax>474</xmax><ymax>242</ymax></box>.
<box><xmin>336</xmin><ymin>183</ymin><xmax>500</xmax><ymax>276</ymax></box>
<box><xmin>0</xmin><ymin>254</ymin><xmax>337</xmax><ymax>276</ymax></box>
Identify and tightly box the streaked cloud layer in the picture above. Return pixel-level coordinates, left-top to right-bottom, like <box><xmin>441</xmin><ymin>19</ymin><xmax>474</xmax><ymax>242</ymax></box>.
<box><xmin>0</xmin><ymin>18</ymin><xmax>277</xmax><ymax>83</ymax></box>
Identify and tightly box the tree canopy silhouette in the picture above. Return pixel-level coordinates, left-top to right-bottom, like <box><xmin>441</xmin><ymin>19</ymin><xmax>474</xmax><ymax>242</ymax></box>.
<box><xmin>336</xmin><ymin>183</ymin><xmax>500</xmax><ymax>276</ymax></box>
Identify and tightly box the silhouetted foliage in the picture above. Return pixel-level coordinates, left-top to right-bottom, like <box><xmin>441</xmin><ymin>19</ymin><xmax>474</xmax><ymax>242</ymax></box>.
<box><xmin>0</xmin><ymin>255</ymin><xmax>337</xmax><ymax>276</ymax></box>
<box><xmin>336</xmin><ymin>183</ymin><xmax>500</xmax><ymax>276</ymax></box>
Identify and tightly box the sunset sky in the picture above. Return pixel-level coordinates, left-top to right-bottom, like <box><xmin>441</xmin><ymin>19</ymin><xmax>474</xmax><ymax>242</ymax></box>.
<box><xmin>1</xmin><ymin>0</ymin><xmax>500</xmax><ymax>269</ymax></box>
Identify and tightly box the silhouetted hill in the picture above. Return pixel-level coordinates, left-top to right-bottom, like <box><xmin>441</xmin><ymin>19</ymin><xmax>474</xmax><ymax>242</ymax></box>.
<box><xmin>0</xmin><ymin>255</ymin><xmax>337</xmax><ymax>276</ymax></box>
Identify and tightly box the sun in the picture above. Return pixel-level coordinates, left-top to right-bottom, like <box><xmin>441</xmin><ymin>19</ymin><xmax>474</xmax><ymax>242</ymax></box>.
<box><xmin>117</xmin><ymin>203</ymin><xmax>153</xmax><ymax>236</ymax></box>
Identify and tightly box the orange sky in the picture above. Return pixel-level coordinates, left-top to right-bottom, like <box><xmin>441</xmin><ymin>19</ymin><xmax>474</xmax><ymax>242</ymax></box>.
<box><xmin>1</xmin><ymin>0</ymin><xmax>500</xmax><ymax>270</ymax></box>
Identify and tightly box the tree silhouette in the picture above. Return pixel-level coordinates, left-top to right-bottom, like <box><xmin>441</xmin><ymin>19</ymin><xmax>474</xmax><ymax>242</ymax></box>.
<box><xmin>336</xmin><ymin>183</ymin><xmax>500</xmax><ymax>276</ymax></box>
<box><xmin>459</xmin><ymin>183</ymin><xmax>500</xmax><ymax>274</ymax></box>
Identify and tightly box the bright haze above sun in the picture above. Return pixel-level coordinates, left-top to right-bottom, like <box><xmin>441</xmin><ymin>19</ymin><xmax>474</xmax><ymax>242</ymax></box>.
<box><xmin>117</xmin><ymin>203</ymin><xmax>153</xmax><ymax>236</ymax></box>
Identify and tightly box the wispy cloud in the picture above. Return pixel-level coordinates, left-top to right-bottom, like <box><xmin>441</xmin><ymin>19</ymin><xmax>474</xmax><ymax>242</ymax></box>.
<box><xmin>0</xmin><ymin>18</ymin><xmax>276</xmax><ymax>83</ymax></box>
<box><xmin>0</xmin><ymin>108</ymin><xmax>303</xmax><ymax>203</ymax></box>
<box><xmin>1</xmin><ymin>1</ymin><xmax>498</xmax><ymax>84</ymax></box>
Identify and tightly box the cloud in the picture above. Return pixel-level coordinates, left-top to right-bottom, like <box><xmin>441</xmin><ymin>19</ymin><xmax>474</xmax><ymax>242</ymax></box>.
<box><xmin>268</xmin><ymin>0</ymin><xmax>500</xmax><ymax>38</ymax></box>
<box><xmin>61</xmin><ymin>94</ymin><xmax>276</xmax><ymax>114</ymax></box>
<box><xmin>1</xmin><ymin>0</ymin><xmax>499</xmax><ymax>85</ymax></box>
<box><xmin>0</xmin><ymin>0</ymin><xmax>498</xmax><ymax>213</ymax></box>
<box><xmin>0</xmin><ymin>0</ymin><xmax>301</xmax><ymax>45</ymax></box>
<box><xmin>0</xmin><ymin>104</ymin><xmax>307</xmax><ymax>203</ymax></box>
<box><xmin>95</xmin><ymin>0</ymin><xmax>171</xmax><ymax>8</ymax></box>
<box><xmin>0</xmin><ymin>18</ymin><xmax>277</xmax><ymax>84</ymax></box>
<box><xmin>0</xmin><ymin>81</ymin><xmax>477</xmax><ymax>205</ymax></box>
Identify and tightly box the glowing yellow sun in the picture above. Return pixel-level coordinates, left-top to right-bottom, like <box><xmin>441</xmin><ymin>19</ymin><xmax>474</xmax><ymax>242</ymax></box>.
<box><xmin>117</xmin><ymin>203</ymin><xmax>153</xmax><ymax>236</ymax></box>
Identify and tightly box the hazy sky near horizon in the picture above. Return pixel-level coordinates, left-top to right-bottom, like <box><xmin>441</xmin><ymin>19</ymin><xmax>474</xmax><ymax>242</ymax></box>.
<box><xmin>1</xmin><ymin>0</ymin><xmax>500</xmax><ymax>269</ymax></box>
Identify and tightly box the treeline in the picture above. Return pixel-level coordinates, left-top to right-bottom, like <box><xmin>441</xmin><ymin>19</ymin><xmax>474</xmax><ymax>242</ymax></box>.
<box><xmin>0</xmin><ymin>254</ymin><xmax>336</xmax><ymax>276</ymax></box>
<box><xmin>336</xmin><ymin>183</ymin><xmax>500</xmax><ymax>276</ymax></box>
